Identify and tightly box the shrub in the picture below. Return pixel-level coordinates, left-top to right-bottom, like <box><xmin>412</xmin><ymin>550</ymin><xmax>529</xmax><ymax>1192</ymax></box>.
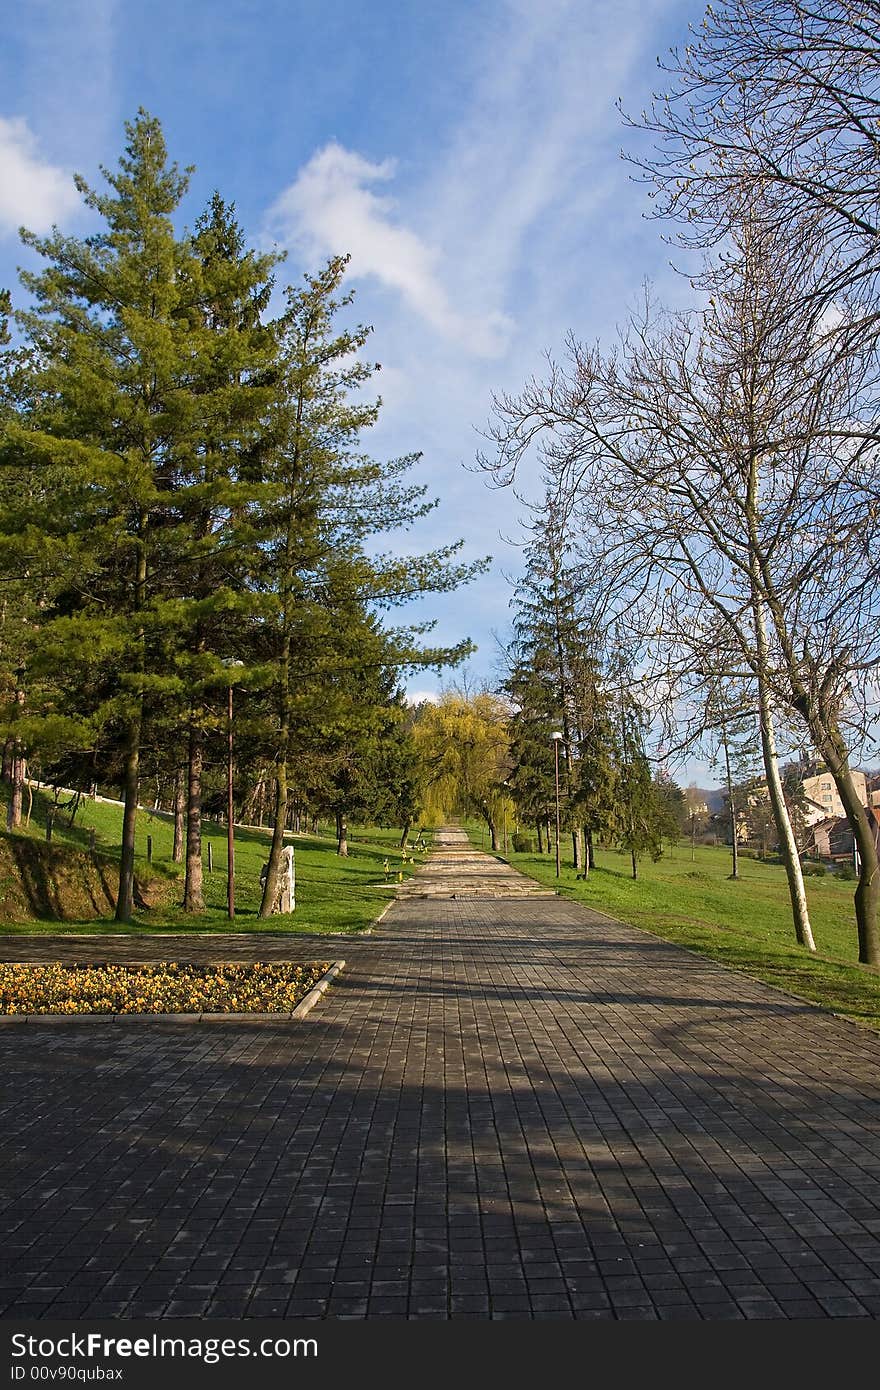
<box><xmin>835</xmin><ymin>862</ymin><xmax>857</xmax><ymax>880</ymax></box>
<box><xmin>512</xmin><ymin>832</ymin><xmax>536</xmax><ymax>853</ymax></box>
<box><xmin>802</xmin><ymin>862</ymin><xmax>826</xmax><ymax>877</ymax></box>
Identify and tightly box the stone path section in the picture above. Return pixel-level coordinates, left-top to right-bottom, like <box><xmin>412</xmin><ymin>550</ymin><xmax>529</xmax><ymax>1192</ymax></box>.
<box><xmin>0</xmin><ymin>826</ymin><xmax>879</xmax><ymax>1319</ymax></box>
<box><xmin>398</xmin><ymin>825</ymin><xmax>557</xmax><ymax>899</ymax></box>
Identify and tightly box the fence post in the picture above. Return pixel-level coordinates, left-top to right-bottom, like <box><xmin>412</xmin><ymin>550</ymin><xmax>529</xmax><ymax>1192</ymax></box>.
<box><xmin>207</xmin><ymin>842</ymin><xmax>213</xmax><ymax>873</ymax></box>
<box><xmin>146</xmin><ymin>835</ymin><xmax>153</xmax><ymax>864</ymax></box>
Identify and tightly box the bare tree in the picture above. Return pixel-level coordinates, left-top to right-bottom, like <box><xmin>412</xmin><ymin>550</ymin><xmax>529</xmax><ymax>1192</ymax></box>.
<box><xmin>481</xmin><ymin>210</ymin><xmax>880</xmax><ymax>960</ymax></box>
<box><xmin>627</xmin><ymin>0</ymin><xmax>880</xmax><ymax>265</ymax></box>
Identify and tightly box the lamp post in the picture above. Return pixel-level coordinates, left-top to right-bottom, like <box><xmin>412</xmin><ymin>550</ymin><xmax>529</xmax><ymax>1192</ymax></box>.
<box><xmin>222</xmin><ymin>659</ymin><xmax>245</xmax><ymax>919</ymax></box>
<box><xmin>551</xmin><ymin>731</ymin><xmax>563</xmax><ymax>878</ymax></box>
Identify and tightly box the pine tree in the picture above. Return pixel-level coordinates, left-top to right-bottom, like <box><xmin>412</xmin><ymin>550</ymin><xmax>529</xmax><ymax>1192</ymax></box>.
<box><xmin>170</xmin><ymin>191</ymin><xmax>280</xmax><ymax>911</ymax></box>
<box><xmin>504</xmin><ymin>504</ymin><xmax>619</xmax><ymax>871</ymax></box>
<box><xmin>611</xmin><ymin>645</ymin><xmax>665</xmax><ymax>880</ymax></box>
<box><xmin>4</xmin><ymin>113</ymin><xmax>280</xmax><ymax>920</ymax></box>
<box><xmin>248</xmin><ymin>256</ymin><xmax>484</xmax><ymax>914</ymax></box>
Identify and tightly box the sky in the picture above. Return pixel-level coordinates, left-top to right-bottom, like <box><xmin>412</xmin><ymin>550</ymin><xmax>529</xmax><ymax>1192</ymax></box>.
<box><xmin>0</xmin><ymin>0</ymin><xmax>715</xmax><ymax>776</ymax></box>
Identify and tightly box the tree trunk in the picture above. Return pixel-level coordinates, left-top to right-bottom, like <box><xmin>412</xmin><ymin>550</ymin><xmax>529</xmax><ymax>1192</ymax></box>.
<box><xmin>399</xmin><ymin>818</ymin><xmax>411</xmax><ymax>850</ymax></box>
<box><xmin>183</xmin><ymin>723</ymin><xmax>205</xmax><ymax>912</ymax></box>
<box><xmin>5</xmin><ymin>679</ymin><xmax>25</xmax><ymax>831</ymax></box>
<box><xmin>758</xmin><ymin>691</ymin><xmax>815</xmax><ymax>951</ymax></box>
<box><xmin>751</xmin><ymin>599</ymin><xmax>815</xmax><ymax>950</ymax></box>
<box><xmin>118</xmin><ymin>513</ymin><xmax>148</xmax><ymax>922</ymax></box>
<box><xmin>631</xmin><ymin>847</ymin><xmax>638</xmax><ymax>881</ymax></box>
<box><xmin>259</xmin><ymin>758</ymin><xmax>288</xmax><ymax>916</ymax></box>
<box><xmin>115</xmin><ymin>729</ymin><xmax>140</xmax><ymax>923</ymax></box>
<box><xmin>571</xmin><ymin>827</ymin><xmax>582</xmax><ymax>871</ymax></box>
<box><xmin>336</xmin><ymin>810</ymin><xmax>348</xmax><ymax>857</ymax></box>
<box><xmin>721</xmin><ymin>725</ymin><xmax>739</xmax><ymax>881</ymax></box>
<box><xmin>1</xmin><ymin>737</ymin><xmax>12</xmax><ymax>782</ymax></box>
<box><xmin>486</xmin><ymin>813</ymin><xmax>498</xmax><ymax>852</ymax></box>
<box><xmin>172</xmin><ymin>767</ymin><xmax>185</xmax><ymax>863</ymax></box>
<box><xmin>545</xmin><ymin>816</ymin><xmax>552</xmax><ymax>854</ymax></box>
<box><xmin>7</xmin><ymin>749</ymin><xmax>23</xmax><ymax>831</ymax></box>
<box><xmin>587</xmin><ymin>828</ymin><xmax>595</xmax><ymax>870</ymax></box>
<box><xmin>578</xmin><ymin>825</ymin><xmax>590</xmax><ymax>878</ymax></box>
<box><xmin>801</xmin><ymin>708</ymin><xmax>880</xmax><ymax>965</ymax></box>
<box><xmin>536</xmin><ymin>821</ymin><xmax>544</xmax><ymax>854</ymax></box>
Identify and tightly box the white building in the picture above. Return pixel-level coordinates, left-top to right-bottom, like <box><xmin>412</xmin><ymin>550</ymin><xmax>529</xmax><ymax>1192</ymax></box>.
<box><xmin>800</xmin><ymin>768</ymin><xmax>868</xmax><ymax>826</ymax></box>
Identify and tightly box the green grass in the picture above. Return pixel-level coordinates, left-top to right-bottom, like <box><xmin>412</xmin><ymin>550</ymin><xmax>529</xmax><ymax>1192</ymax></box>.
<box><xmin>1</xmin><ymin>788</ymin><xmax>431</xmax><ymax>934</ymax></box>
<box><xmin>466</xmin><ymin>826</ymin><xmax>880</xmax><ymax>1031</ymax></box>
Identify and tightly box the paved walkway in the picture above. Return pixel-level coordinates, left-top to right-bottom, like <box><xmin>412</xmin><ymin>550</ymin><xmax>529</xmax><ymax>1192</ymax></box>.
<box><xmin>1</xmin><ymin>827</ymin><xmax>879</xmax><ymax>1320</ymax></box>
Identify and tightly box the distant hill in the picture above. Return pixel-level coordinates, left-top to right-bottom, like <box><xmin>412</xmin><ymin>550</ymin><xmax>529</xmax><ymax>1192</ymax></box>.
<box><xmin>694</xmin><ymin>787</ymin><xmax>727</xmax><ymax>814</ymax></box>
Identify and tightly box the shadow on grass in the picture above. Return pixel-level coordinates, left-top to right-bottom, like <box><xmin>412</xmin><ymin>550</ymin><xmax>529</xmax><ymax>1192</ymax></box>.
<box><xmin>6</xmin><ymin>838</ymin><xmax>119</xmax><ymax>922</ymax></box>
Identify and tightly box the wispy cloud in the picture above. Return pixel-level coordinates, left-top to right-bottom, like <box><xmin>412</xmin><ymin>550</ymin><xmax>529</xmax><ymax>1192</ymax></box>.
<box><xmin>264</xmin><ymin>0</ymin><xmax>686</xmax><ymax>693</ymax></box>
<box><xmin>0</xmin><ymin>116</ymin><xmax>79</xmax><ymax>236</ymax></box>
<box><xmin>269</xmin><ymin>141</ymin><xmax>512</xmax><ymax>357</ymax></box>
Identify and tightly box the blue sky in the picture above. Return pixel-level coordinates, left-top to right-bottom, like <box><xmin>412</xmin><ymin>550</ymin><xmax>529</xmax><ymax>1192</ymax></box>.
<box><xmin>0</xmin><ymin>0</ymin><xmax>714</xmax><ymax>772</ymax></box>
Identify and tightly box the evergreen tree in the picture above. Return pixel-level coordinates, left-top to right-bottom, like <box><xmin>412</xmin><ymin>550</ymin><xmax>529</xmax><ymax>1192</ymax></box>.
<box><xmin>171</xmin><ymin>191</ymin><xmax>279</xmax><ymax>910</ymax></box>
<box><xmin>4</xmin><ymin>113</ymin><xmax>280</xmax><ymax>919</ymax></box>
<box><xmin>248</xmin><ymin>256</ymin><xmax>484</xmax><ymax>913</ymax></box>
<box><xmin>611</xmin><ymin>645</ymin><xmax>665</xmax><ymax>880</ymax></box>
<box><xmin>504</xmin><ymin>503</ymin><xmax>619</xmax><ymax>871</ymax></box>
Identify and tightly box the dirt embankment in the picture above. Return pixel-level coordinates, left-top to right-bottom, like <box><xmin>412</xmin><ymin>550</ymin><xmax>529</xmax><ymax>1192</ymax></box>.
<box><xmin>0</xmin><ymin>835</ymin><xmax>172</xmax><ymax>923</ymax></box>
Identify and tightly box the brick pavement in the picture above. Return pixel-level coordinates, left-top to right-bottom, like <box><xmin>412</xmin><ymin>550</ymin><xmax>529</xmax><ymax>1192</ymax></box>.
<box><xmin>1</xmin><ymin>827</ymin><xmax>879</xmax><ymax>1320</ymax></box>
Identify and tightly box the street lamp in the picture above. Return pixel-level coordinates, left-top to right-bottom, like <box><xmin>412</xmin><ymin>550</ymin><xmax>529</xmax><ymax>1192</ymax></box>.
<box><xmin>551</xmin><ymin>731</ymin><xmax>563</xmax><ymax>878</ymax></box>
<box><xmin>222</xmin><ymin>659</ymin><xmax>245</xmax><ymax>919</ymax></box>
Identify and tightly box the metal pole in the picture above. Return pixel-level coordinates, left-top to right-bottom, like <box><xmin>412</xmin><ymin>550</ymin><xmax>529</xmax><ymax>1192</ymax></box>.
<box><xmin>227</xmin><ymin>682</ymin><xmax>235</xmax><ymax>920</ymax></box>
<box><xmin>554</xmin><ymin>740</ymin><xmax>561</xmax><ymax>878</ymax></box>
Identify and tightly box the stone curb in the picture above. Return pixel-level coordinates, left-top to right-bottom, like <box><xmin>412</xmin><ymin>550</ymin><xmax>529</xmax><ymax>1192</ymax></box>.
<box><xmin>0</xmin><ymin>959</ymin><xmax>346</xmax><ymax>1025</ymax></box>
<box><xmin>289</xmin><ymin>959</ymin><xmax>346</xmax><ymax>1019</ymax></box>
<box><xmin>366</xmin><ymin>897</ymin><xmax>398</xmax><ymax>933</ymax></box>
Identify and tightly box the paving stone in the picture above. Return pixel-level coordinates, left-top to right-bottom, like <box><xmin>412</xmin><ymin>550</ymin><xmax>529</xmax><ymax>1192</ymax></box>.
<box><xmin>1</xmin><ymin>825</ymin><xmax>879</xmax><ymax>1321</ymax></box>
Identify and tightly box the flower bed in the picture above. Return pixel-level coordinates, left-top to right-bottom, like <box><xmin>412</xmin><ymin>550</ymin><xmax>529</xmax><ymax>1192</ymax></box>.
<box><xmin>0</xmin><ymin>961</ymin><xmax>331</xmax><ymax>1015</ymax></box>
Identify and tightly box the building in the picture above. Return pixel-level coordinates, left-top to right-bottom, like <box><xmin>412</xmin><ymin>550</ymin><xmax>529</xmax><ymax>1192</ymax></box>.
<box><xmin>811</xmin><ymin>808</ymin><xmax>880</xmax><ymax>861</ymax></box>
<box><xmin>792</xmin><ymin>766</ymin><xmax>868</xmax><ymax>826</ymax></box>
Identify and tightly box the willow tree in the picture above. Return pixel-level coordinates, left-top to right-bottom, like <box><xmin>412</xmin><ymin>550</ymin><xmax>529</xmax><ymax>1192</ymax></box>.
<box><xmin>414</xmin><ymin>691</ymin><xmax>513</xmax><ymax>849</ymax></box>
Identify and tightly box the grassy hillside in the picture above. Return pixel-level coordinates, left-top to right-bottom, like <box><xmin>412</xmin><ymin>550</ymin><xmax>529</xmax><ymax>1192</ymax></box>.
<box><xmin>0</xmin><ymin>789</ymin><xmax>428</xmax><ymax>933</ymax></box>
<box><xmin>469</xmin><ymin>828</ymin><xmax>880</xmax><ymax>1030</ymax></box>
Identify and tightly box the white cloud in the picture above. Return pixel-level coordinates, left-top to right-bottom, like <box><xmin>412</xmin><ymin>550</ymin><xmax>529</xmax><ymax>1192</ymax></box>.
<box><xmin>406</xmin><ymin>689</ymin><xmax>440</xmax><ymax>706</ymax></box>
<box><xmin>268</xmin><ymin>141</ymin><xmax>512</xmax><ymax>357</ymax></box>
<box><xmin>264</xmin><ymin>0</ymin><xmax>690</xmax><ymax>693</ymax></box>
<box><xmin>0</xmin><ymin>115</ymin><xmax>79</xmax><ymax>236</ymax></box>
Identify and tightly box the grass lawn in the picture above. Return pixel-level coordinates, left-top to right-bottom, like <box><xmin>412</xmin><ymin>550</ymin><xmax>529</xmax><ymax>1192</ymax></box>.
<box><xmin>467</xmin><ymin>826</ymin><xmax>880</xmax><ymax>1031</ymax></box>
<box><xmin>0</xmin><ymin>788</ymin><xmax>430</xmax><ymax>934</ymax></box>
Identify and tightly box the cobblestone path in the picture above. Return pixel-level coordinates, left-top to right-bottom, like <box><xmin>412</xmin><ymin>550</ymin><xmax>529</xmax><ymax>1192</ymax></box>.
<box><xmin>1</xmin><ymin>827</ymin><xmax>879</xmax><ymax>1320</ymax></box>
